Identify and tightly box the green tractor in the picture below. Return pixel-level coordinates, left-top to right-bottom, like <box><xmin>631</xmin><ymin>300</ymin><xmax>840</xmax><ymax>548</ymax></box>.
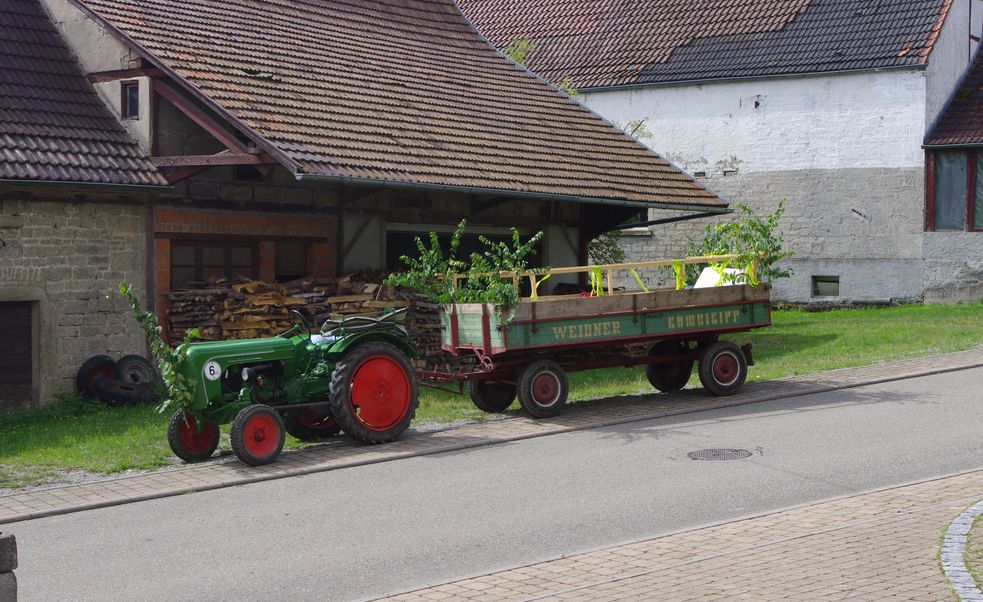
<box><xmin>167</xmin><ymin>309</ymin><xmax>419</xmax><ymax>466</ymax></box>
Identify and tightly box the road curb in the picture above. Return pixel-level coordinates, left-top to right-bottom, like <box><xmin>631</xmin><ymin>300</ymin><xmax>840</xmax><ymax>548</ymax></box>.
<box><xmin>2</xmin><ymin>351</ymin><xmax>983</xmax><ymax>525</ymax></box>
<box><xmin>942</xmin><ymin>500</ymin><xmax>983</xmax><ymax>601</ymax></box>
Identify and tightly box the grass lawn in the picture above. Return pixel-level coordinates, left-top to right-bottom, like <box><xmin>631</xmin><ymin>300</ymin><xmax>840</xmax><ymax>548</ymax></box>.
<box><xmin>2</xmin><ymin>302</ymin><xmax>983</xmax><ymax>489</ymax></box>
<box><xmin>969</xmin><ymin>514</ymin><xmax>983</xmax><ymax>592</ymax></box>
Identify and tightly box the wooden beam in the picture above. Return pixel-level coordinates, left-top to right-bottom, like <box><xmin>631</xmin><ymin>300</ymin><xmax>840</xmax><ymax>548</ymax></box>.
<box><xmin>164</xmin><ymin>166</ymin><xmax>210</xmax><ymax>185</ymax></box>
<box><xmin>152</xmin><ymin>80</ymin><xmax>249</xmax><ymax>153</ymax></box>
<box><xmin>152</xmin><ymin>153</ymin><xmax>274</xmax><ymax>168</ymax></box>
<box><xmin>88</xmin><ymin>67</ymin><xmax>164</xmax><ymax>83</ymax></box>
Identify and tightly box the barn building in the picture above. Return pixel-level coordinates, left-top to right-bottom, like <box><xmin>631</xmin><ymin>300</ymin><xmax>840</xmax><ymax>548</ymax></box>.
<box><xmin>0</xmin><ymin>0</ymin><xmax>727</xmax><ymax>408</ymax></box>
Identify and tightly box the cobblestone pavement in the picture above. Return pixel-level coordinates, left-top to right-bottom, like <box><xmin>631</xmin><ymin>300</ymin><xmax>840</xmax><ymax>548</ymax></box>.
<box><xmin>2</xmin><ymin>348</ymin><xmax>982</xmax><ymax>526</ymax></box>
<box><xmin>379</xmin><ymin>470</ymin><xmax>983</xmax><ymax>602</ymax></box>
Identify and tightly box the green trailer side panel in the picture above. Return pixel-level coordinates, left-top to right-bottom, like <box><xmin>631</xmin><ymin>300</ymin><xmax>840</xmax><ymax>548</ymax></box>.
<box><xmin>505</xmin><ymin>302</ymin><xmax>770</xmax><ymax>349</ymax></box>
<box><xmin>442</xmin><ymin>300</ymin><xmax>770</xmax><ymax>354</ymax></box>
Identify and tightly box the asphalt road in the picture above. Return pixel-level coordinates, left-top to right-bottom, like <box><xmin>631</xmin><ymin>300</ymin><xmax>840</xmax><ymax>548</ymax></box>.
<box><xmin>11</xmin><ymin>367</ymin><xmax>983</xmax><ymax>601</ymax></box>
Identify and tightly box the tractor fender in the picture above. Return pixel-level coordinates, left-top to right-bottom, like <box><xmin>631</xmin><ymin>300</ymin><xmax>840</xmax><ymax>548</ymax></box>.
<box><xmin>326</xmin><ymin>331</ymin><xmax>416</xmax><ymax>359</ymax></box>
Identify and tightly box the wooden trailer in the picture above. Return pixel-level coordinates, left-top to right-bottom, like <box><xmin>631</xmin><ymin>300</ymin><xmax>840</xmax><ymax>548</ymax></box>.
<box><xmin>420</xmin><ymin>256</ymin><xmax>772</xmax><ymax>418</ymax></box>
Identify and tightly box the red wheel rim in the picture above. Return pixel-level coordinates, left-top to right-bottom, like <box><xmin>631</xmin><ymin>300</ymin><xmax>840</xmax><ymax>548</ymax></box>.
<box><xmin>712</xmin><ymin>352</ymin><xmax>741</xmax><ymax>386</ymax></box>
<box><xmin>177</xmin><ymin>415</ymin><xmax>216</xmax><ymax>455</ymax></box>
<box><xmin>242</xmin><ymin>412</ymin><xmax>280</xmax><ymax>458</ymax></box>
<box><xmin>349</xmin><ymin>355</ymin><xmax>411</xmax><ymax>431</ymax></box>
<box><xmin>296</xmin><ymin>414</ymin><xmax>337</xmax><ymax>431</ymax></box>
<box><xmin>530</xmin><ymin>372</ymin><xmax>561</xmax><ymax>406</ymax></box>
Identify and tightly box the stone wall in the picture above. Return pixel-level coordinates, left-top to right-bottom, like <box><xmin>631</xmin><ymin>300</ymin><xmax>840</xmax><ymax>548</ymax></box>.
<box><xmin>0</xmin><ymin>198</ymin><xmax>149</xmax><ymax>406</ymax></box>
<box><xmin>621</xmin><ymin>165</ymin><xmax>983</xmax><ymax>303</ymax></box>
<box><xmin>618</xmin><ymin>167</ymin><xmax>927</xmax><ymax>302</ymax></box>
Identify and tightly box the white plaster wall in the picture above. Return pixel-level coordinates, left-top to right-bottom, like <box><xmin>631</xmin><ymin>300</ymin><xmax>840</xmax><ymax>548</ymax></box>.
<box><xmin>92</xmin><ymin>78</ymin><xmax>153</xmax><ymax>152</ymax></box>
<box><xmin>40</xmin><ymin>0</ymin><xmax>135</xmax><ymax>73</ymax></box>
<box><xmin>343</xmin><ymin>214</ymin><xmax>383</xmax><ymax>272</ymax></box>
<box><xmin>926</xmin><ymin>0</ymin><xmax>973</xmax><ymax>126</ymax></box>
<box><xmin>545</xmin><ymin>225</ymin><xmax>580</xmax><ymax>288</ymax></box>
<box><xmin>581</xmin><ymin>69</ymin><xmax>928</xmax><ymax>177</ymax></box>
<box><xmin>41</xmin><ymin>0</ymin><xmax>152</xmax><ymax>152</ymax></box>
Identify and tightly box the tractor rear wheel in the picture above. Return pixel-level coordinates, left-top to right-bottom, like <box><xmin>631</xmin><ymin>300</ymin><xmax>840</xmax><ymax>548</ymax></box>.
<box><xmin>698</xmin><ymin>341</ymin><xmax>748</xmax><ymax>396</ymax></box>
<box><xmin>231</xmin><ymin>404</ymin><xmax>286</xmax><ymax>466</ymax></box>
<box><xmin>467</xmin><ymin>380</ymin><xmax>516</xmax><ymax>413</ymax></box>
<box><xmin>284</xmin><ymin>412</ymin><xmax>342</xmax><ymax>440</ymax></box>
<box><xmin>645</xmin><ymin>340</ymin><xmax>693</xmax><ymax>393</ymax></box>
<box><xmin>329</xmin><ymin>342</ymin><xmax>419</xmax><ymax>444</ymax></box>
<box><xmin>517</xmin><ymin>360</ymin><xmax>568</xmax><ymax>418</ymax></box>
<box><xmin>167</xmin><ymin>410</ymin><xmax>219</xmax><ymax>463</ymax></box>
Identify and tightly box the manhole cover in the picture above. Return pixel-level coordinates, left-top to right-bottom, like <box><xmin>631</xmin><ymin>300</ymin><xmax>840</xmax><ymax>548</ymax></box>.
<box><xmin>687</xmin><ymin>448</ymin><xmax>752</xmax><ymax>461</ymax></box>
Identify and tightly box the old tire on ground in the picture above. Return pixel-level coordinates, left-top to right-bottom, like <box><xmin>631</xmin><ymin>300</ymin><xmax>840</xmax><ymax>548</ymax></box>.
<box><xmin>117</xmin><ymin>355</ymin><xmax>157</xmax><ymax>394</ymax></box>
<box><xmin>93</xmin><ymin>379</ymin><xmax>147</xmax><ymax>405</ymax></box>
<box><xmin>645</xmin><ymin>340</ymin><xmax>694</xmax><ymax>393</ymax></box>
<box><xmin>517</xmin><ymin>359</ymin><xmax>568</xmax><ymax>418</ymax></box>
<box><xmin>75</xmin><ymin>355</ymin><xmax>120</xmax><ymax>396</ymax></box>
<box><xmin>284</xmin><ymin>412</ymin><xmax>342</xmax><ymax>440</ymax></box>
<box><xmin>698</xmin><ymin>341</ymin><xmax>748</xmax><ymax>396</ymax></box>
<box><xmin>468</xmin><ymin>380</ymin><xmax>516</xmax><ymax>413</ymax></box>
<box><xmin>167</xmin><ymin>410</ymin><xmax>220</xmax><ymax>463</ymax></box>
<box><xmin>329</xmin><ymin>341</ymin><xmax>419</xmax><ymax>444</ymax></box>
<box><xmin>231</xmin><ymin>404</ymin><xmax>286</xmax><ymax>466</ymax></box>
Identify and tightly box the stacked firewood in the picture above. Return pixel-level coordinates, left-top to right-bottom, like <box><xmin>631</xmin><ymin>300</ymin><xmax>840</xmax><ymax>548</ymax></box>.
<box><xmin>165</xmin><ymin>288</ymin><xmax>228</xmax><ymax>341</ymax></box>
<box><xmin>164</xmin><ymin>271</ymin><xmax>445</xmax><ymax>366</ymax></box>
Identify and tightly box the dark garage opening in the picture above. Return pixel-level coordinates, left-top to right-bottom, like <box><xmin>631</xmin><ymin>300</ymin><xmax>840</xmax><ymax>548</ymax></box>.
<box><xmin>0</xmin><ymin>302</ymin><xmax>33</xmax><ymax>409</ymax></box>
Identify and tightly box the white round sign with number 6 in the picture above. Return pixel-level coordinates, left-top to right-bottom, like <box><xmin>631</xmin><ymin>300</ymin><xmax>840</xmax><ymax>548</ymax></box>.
<box><xmin>203</xmin><ymin>360</ymin><xmax>222</xmax><ymax>381</ymax></box>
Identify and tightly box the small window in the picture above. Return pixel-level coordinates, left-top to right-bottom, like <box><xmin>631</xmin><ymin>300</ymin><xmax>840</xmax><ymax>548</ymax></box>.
<box><xmin>121</xmin><ymin>81</ymin><xmax>140</xmax><ymax>120</ymax></box>
<box><xmin>812</xmin><ymin>275</ymin><xmax>840</xmax><ymax>297</ymax></box>
<box><xmin>934</xmin><ymin>152</ymin><xmax>967</xmax><ymax>231</ymax></box>
<box><xmin>170</xmin><ymin>241</ymin><xmax>257</xmax><ymax>289</ymax></box>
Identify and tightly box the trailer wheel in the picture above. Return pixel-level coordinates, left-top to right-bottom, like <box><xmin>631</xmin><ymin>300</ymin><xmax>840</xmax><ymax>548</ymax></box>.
<box><xmin>645</xmin><ymin>341</ymin><xmax>693</xmax><ymax>393</ymax></box>
<box><xmin>517</xmin><ymin>360</ymin><xmax>568</xmax><ymax>418</ymax></box>
<box><xmin>167</xmin><ymin>410</ymin><xmax>219</xmax><ymax>463</ymax></box>
<box><xmin>698</xmin><ymin>341</ymin><xmax>748</xmax><ymax>396</ymax></box>
<box><xmin>468</xmin><ymin>380</ymin><xmax>516</xmax><ymax>413</ymax></box>
<box><xmin>330</xmin><ymin>342</ymin><xmax>419</xmax><ymax>444</ymax></box>
<box><xmin>284</xmin><ymin>412</ymin><xmax>342</xmax><ymax>440</ymax></box>
<box><xmin>231</xmin><ymin>404</ymin><xmax>286</xmax><ymax>466</ymax></box>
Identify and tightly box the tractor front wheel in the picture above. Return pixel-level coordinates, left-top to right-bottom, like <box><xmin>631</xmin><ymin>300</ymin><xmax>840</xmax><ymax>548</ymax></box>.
<box><xmin>468</xmin><ymin>380</ymin><xmax>516</xmax><ymax>413</ymax></box>
<box><xmin>329</xmin><ymin>342</ymin><xmax>419</xmax><ymax>444</ymax></box>
<box><xmin>284</xmin><ymin>412</ymin><xmax>342</xmax><ymax>440</ymax></box>
<box><xmin>167</xmin><ymin>411</ymin><xmax>219</xmax><ymax>463</ymax></box>
<box><xmin>231</xmin><ymin>404</ymin><xmax>286</xmax><ymax>466</ymax></box>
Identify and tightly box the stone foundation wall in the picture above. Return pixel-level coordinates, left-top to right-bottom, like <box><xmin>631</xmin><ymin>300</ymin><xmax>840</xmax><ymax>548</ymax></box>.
<box><xmin>0</xmin><ymin>198</ymin><xmax>149</xmax><ymax>406</ymax></box>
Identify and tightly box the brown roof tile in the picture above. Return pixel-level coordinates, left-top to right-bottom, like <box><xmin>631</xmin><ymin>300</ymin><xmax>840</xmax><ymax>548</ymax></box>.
<box><xmin>0</xmin><ymin>0</ymin><xmax>165</xmax><ymax>186</ymax></box>
<box><xmin>926</xmin><ymin>46</ymin><xmax>983</xmax><ymax>147</ymax></box>
<box><xmin>73</xmin><ymin>0</ymin><xmax>725</xmax><ymax>209</ymax></box>
<box><xmin>458</xmin><ymin>0</ymin><xmax>952</xmax><ymax>89</ymax></box>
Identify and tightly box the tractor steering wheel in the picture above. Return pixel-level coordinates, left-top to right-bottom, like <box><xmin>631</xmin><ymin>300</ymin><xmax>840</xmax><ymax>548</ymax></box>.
<box><xmin>289</xmin><ymin>309</ymin><xmax>313</xmax><ymax>336</ymax></box>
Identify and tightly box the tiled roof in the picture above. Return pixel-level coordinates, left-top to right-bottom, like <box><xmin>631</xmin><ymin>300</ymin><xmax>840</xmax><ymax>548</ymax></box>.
<box><xmin>0</xmin><ymin>0</ymin><xmax>165</xmax><ymax>186</ymax></box>
<box><xmin>72</xmin><ymin>0</ymin><xmax>725</xmax><ymax>210</ymax></box>
<box><xmin>458</xmin><ymin>0</ymin><xmax>952</xmax><ymax>89</ymax></box>
<box><xmin>926</xmin><ymin>47</ymin><xmax>983</xmax><ymax>147</ymax></box>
